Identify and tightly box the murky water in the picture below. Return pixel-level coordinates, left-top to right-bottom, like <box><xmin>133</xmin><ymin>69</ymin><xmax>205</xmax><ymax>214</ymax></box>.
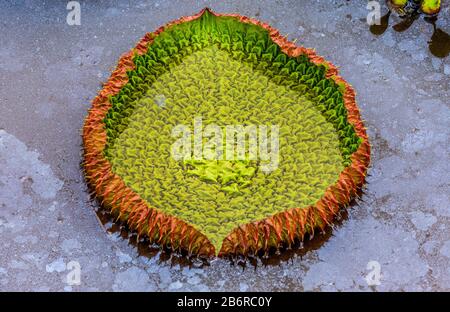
<box><xmin>425</xmin><ymin>16</ymin><xmax>450</xmax><ymax>58</ymax></box>
<box><xmin>2</xmin><ymin>0</ymin><xmax>450</xmax><ymax>291</ymax></box>
<box><xmin>392</xmin><ymin>12</ymin><xmax>419</xmax><ymax>32</ymax></box>
<box><xmin>369</xmin><ymin>10</ymin><xmax>450</xmax><ymax>58</ymax></box>
<box><xmin>369</xmin><ymin>11</ymin><xmax>391</xmax><ymax>35</ymax></box>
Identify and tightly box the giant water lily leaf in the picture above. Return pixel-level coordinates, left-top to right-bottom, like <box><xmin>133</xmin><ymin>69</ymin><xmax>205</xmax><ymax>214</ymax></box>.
<box><xmin>83</xmin><ymin>8</ymin><xmax>370</xmax><ymax>257</ymax></box>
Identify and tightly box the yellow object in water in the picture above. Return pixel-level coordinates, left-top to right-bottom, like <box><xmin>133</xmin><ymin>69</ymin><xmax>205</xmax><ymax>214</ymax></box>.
<box><xmin>391</xmin><ymin>0</ymin><xmax>408</xmax><ymax>6</ymax></box>
<box><xmin>421</xmin><ymin>0</ymin><xmax>441</xmax><ymax>15</ymax></box>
